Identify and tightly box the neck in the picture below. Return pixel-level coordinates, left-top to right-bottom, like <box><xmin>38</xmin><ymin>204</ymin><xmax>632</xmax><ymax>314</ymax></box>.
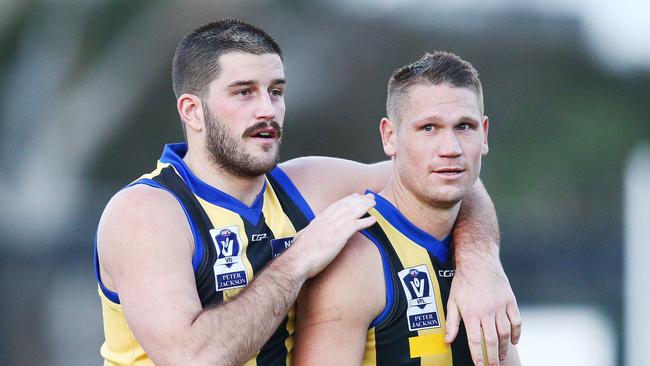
<box><xmin>379</xmin><ymin>175</ymin><xmax>460</xmax><ymax>241</ymax></box>
<box><xmin>182</xmin><ymin>144</ymin><xmax>266</xmax><ymax>207</ymax></box>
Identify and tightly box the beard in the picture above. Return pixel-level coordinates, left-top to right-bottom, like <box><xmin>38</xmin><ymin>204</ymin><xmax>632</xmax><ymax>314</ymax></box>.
<box><xmin>204</xmin><ymin>105</ymin><xmax>282</xmax><ymax>178</ymax></box>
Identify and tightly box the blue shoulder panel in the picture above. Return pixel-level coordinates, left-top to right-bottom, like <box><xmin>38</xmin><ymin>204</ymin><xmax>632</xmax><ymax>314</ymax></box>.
<box><xmin>362</xmin><ymin>229</ymin><xmax>395</xmax><ymax>328</ymax></box>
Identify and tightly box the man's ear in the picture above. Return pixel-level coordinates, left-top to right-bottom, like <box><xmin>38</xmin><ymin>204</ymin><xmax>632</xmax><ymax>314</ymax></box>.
<box><xmin>177</xmin><ymin>93</ymin><xmax>205</xmax><ymax>132</ymax></box>
<box><xmin>380</xmin><ymin>117</ymin><xmax>398</xmax><ymax>158</ymax></box>
<box><xmin>481</xmin><ymin>116</ymin><xmax>489</xmax><ymax>156</ymax></box>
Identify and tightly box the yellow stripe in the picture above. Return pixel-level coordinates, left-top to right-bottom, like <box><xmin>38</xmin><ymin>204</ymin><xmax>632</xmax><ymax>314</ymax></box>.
<box><xmin>362</xmin><ymin>327</ymin><xmax>378</xmax><ymax>365</ymax></box>
<box><xmin>263</xmin><ymin>178</ymin><xmax>300</xmax><ymax>364</ymax></box>
<box><xmin>263</xmin><ymin>180</ymin><xmax>297</xmax><ymax>234</ymax></box>
<box><xmin>138</xmin><ymin>161</ymin><xmax>171</xmax><ymax>181</ymax></box>
<box><xmin>408</xmin><ymin>333</ymin><xmax>448</xmax><ymax>357</ymax></box>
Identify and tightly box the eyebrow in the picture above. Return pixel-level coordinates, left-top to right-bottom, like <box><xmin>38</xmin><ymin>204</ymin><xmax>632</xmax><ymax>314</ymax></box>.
<box><xmin>227</xmin><ymin>78</ymin><xmax>286</xmax><ymax>88</ymax></box>
<box><xmin>418</xmin><ymin>115</ymin><xmax>480</xmax><ymax>124</ymax></box>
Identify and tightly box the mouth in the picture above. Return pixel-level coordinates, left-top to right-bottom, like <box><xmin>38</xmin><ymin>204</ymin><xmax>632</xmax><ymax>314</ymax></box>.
<box><xmin>249</xmin><ymin>127</ymin><xmax>278</xmax><ymax>139</ymax></box>
<box><xmin>245</xmin><ymin>121</ymin><xmax>282</xmax><ymax>140</ymax></box>
<box><xmin>432</xmin><ymin>166</ymin><xmax>465</xmax><ymax>178</ymax></box>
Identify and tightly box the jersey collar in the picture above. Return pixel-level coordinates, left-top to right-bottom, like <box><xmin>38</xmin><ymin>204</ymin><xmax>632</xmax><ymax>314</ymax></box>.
<box><xmin>160</xmin><ymin>143</ymin><xmax>266</xmax><ymax>225</ymax></box>
<box><xmin>366</xmin><ymin>190</ymin><xmax>452</xmax><ymax>265</ymax></box>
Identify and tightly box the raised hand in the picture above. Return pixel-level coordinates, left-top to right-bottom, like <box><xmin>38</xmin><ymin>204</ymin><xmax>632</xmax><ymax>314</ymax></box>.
<box><xmin>291</xmin><ymin>193</ymin><xmax>376</xmax><ymax>278</ymax></box>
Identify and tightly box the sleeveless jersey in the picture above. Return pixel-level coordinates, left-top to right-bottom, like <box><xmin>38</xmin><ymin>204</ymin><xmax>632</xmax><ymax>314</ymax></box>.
<box><xmin>360</xmin><ymin>191</ymin><xmax>476</xmax><ymax>366</ymax></box>
<box><xmin>94</xmin><ymin>143</ymin><xmax>314</xmax><ymax>366</ymax></box>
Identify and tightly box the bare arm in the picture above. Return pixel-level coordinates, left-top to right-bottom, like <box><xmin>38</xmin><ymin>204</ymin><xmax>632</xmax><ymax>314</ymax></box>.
<box><xmin>294</xmin><ymin>233</ymin><xmax>385</xmax><ymax>365</ymax></box>
<box><xmin>97</xmin><ymin>186</ymin><xmax>376</xmax><ymax>366</ymax></box>
<box><xmin>446</xmin><ymin>179</ymin><xmax>522</xmax><ymax>365</ymax></box>
<box><xmin>279</xmin><ymin>157</ymin><xmax>390</xmax><ymax>214</ymax></box>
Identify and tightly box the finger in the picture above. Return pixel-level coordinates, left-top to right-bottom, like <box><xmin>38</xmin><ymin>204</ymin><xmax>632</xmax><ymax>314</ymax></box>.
<box><xmin>355</xmin><ymin>216</ymin><xmax>376</xmax><ymax>230</ymax></box>
<box><xmin>464</xmin><ymin>317</ymin><xmax>485</xmax><ymax>366</ymax></box>
<box><xmin>444</xmin><ymin>299</ymin><xmax>461</xmax><ymax>343</ymax></box>
<box><xmin>344</xmin><ymin>197</ymin><xmax>376</xmax><ymax>218</ymax></box>
<box><xmin>481</xmin><ymin>316</ymin><xmax>499</xmax><ymax>366</ymax></box>
<box><xmin>506</xmin><ymin>302</ymin><xmax>522</xmax><ymax>345</ymax></box>
<box><xmin>495</xmin><ymin>311</ymin><xmax>511</xmax><ymax>361</ymax></box>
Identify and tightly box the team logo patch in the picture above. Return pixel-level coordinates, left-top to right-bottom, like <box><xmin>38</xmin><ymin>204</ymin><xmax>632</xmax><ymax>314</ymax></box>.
<box><xmin>210</xmin><ymin>226</ymin><xmax>248</xmax><ymax>291</ymax></box>
<box><xmin>270</xmin><ymin>237</ymin><xmax>294</xmax><ymax>258</ymax></box>
<box><xmin>398</xmin><ymin>265</ymin><xmax>441</xmax><ymax>331</ymax></box>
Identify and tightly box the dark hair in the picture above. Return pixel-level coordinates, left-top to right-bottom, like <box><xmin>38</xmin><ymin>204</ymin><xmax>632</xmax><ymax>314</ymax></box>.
<box><xmin>386</xmin><ymin>51</ymin><xmax>483</xmax><ymax>121</ymax></box>
<box><xmin>172</xmin><ymin>19</ymin><xmax>283</xmax><ymax>99</ymax></box>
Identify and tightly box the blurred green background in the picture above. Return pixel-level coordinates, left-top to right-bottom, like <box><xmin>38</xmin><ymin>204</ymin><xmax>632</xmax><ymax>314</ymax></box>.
<box><xmin>1</xmin><ymin>1</ymin><xmax>648</xmax><ymax>365</ymax></box>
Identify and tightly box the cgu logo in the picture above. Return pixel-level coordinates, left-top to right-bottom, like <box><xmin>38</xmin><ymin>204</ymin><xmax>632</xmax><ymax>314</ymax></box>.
<box><xmin>438</xmin><ymin>270</ymin><xmax>455</xmax><ymax>278</ymax></box>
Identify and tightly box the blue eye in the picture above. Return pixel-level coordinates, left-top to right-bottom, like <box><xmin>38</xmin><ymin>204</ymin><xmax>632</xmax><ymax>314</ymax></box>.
<box><xmin>423</xmin><ymin>125</ymin><xmax>434</xmax><ymax>132</ymax></box>
<box><xmin>457</xmin><ymin>123</ymin><xmax>470</xmax><ymax>131</ymax></box>
<box><xmin>237</xmin><ymin>89</ymin><xmax>251</xmax><ymax>96</ymax></box>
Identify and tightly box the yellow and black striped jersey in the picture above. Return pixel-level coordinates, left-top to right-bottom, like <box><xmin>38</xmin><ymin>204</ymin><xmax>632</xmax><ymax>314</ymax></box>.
<box><xmin>360</xmin><ymin>190</ymin><xmax>474</xmax><ymax>366</ymax></box>
<box><xmin>94</xmin><ymin>143</ymin><xmax>314</xmax><ymax>366</ymax></box>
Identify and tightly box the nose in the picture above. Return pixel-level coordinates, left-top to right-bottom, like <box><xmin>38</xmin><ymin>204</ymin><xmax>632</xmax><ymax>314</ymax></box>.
<box><xmin>254</xmin><ymin>92</ymin><xmax>275</xmax><ymax>121</ymax></box>
<box><xmin>438</xmin><ymin>130</ymin><xmax>462</xmax><ymax>158</ymax></box>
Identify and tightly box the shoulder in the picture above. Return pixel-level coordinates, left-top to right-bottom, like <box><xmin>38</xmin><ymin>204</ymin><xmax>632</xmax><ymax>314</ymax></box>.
<box><xmin>279</xmin><ymin>157</ymin><xmax>390</xmax><ymax>214</ymax></box>
<box><xmin>98</xmin><ymin>184</ymin><xmax>188</xmax><ymax>236</ymax></box>
<box><xmin>97</xmin><ymin>184</ymin><xmax>193</xmax><ymax>289</ymax></box>
<box><xmin>302</xmin><ymin>232</ymin><xmax>385</xmax><ymax>323</ymax></box>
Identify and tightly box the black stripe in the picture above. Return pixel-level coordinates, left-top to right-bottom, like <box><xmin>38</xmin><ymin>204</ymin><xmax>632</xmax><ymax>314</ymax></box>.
<box><xmin>242</xmin><ymin>209</ymin><xmax>289</xmax><ymax>366</ymax></box>
<box><xmin>266</xmin><ymin>173</ymin><xmax>310</xmax><ymax>231</ymax></box>
<box><xmin>243</xmin><ymin>212</ymin><xmax>276</xmax><ymax>274</ymax></box>
<box><xmin>430</xmin><ymin>248</ymin><xmax>473</xmax><ymax>366</ymax></box>
<box><xmin>153</xmin><ymin>167</ymin><xmax>222</xmax><ymax>307</ymax></box>
<box><xmin>365</xmin><ymin>223</ymin><xmax>419</xmax><ymax>366</ymax></box>
<box><xmin>241</xmin><ymin>196</ymin><xmax>289</xmax><ymax>364</ymax></box>
<box><xmin>256</xmin><ymin>315</ymin><xmax>290</xmax><ymax>366</ymax></box>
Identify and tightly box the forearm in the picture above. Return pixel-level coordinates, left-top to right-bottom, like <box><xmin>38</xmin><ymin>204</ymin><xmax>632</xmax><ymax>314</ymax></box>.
<box><xmin>447</xmin><ymin>179</ymin><xmax>521</xmax><ymax>364</ymax></box>
<box><xmin>182</xmin><ymin>250</ymin><xmax>308</xmax><ymax>366</ymax></box>
<box><xmin>453</xmin><ymin>178</ymin><xmax>500</xmax><ymax>268</ymax></box>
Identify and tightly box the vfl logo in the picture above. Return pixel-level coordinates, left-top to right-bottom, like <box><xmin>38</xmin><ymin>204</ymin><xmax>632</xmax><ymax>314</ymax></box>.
<box><xmin>398</xmin><ymin>264</ymin><xmax>440</xmax><ymax>331</ymax></box>
<box><xmin>214</xmin><ymin>228</ymin><xmax>240</xmax><ymax>268</ymax></box>
<box><xmin>404</xmin><ymin>269</ymin><xmax>430</xmax><ymax>309</ymax></box>
<box><xmin>210</xmin><ymin>226</ymin><xmax>248</xmax><ymax>291</ymax></box>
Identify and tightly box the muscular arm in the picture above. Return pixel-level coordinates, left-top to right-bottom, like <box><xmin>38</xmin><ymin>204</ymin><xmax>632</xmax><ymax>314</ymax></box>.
<box><xmin>446</xmin><ymin>180</ymin><xmax>522</xmax><ymax>365</ymax></box>
<box><xmin>279</xmin><ymin>157</ymin><xmax>390</xmax><ymax>214</ymax></box>
<box><xmin>97</xmin><ymin>186</ymin><xmax>375</xmax><ymax>366</ymax></box>
<box><xmin>294</xmin><ymin>233</ymin><xmax>385</xmax><ymax>365</ymax></box>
